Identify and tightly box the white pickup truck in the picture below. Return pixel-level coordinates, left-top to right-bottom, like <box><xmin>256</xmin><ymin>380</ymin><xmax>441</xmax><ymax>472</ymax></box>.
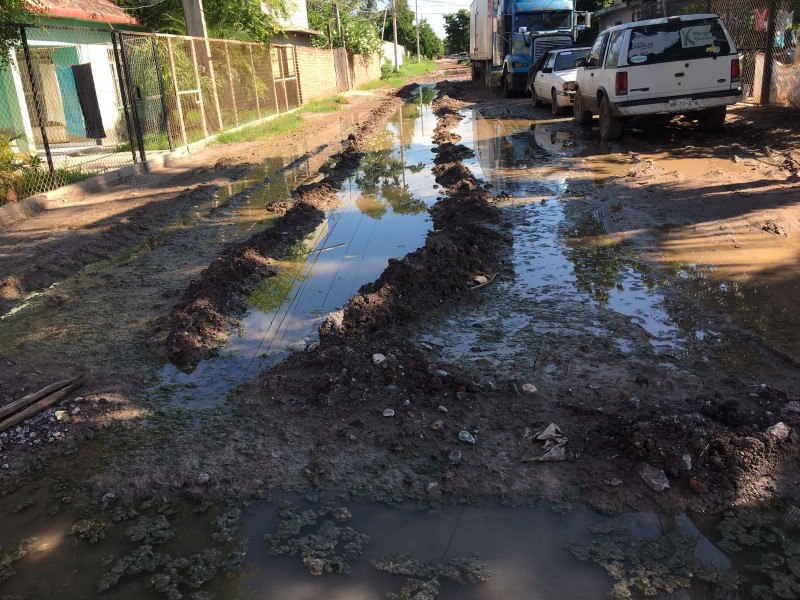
<box><xmin>571</xmin><ymin>14</ymin><xmax>741</xmax><ymax>139</ymax></box>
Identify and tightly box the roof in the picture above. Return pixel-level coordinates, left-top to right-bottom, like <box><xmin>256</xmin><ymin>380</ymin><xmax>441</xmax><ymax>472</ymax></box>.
<box><xmin>31</xmin><ymin>0</ymin><xmax>138</xmax><ymax>26</ymax></box>
<box><xmin>281</xmin><ymin>26</ymin><xmax>322</xmax><ymax>36</ymax></box>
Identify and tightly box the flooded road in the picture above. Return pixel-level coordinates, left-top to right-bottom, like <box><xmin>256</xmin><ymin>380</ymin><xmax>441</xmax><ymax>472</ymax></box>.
<box><xmin>155</xmin><ymin>96</ymin><xmax>439</xmax><ymax>407</ymax></box>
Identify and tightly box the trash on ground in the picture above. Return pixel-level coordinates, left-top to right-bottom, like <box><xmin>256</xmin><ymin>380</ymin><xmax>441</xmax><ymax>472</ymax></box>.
<box><xmin>521</xmin><ymin>422</ymin><xmax>568</xmax><ymax>462</ymax></box>
<box><xmin>637</xmin><ymin>463</ymin><xmax>670</xmax><ymax>492</ymax></box>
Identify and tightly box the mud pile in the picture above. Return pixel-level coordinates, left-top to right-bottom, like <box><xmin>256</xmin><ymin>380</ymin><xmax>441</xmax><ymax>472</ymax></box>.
<box><xmin>151</xmin><ymin>95</ymin><xmax>406</xmax><ymax>363</ymax></box>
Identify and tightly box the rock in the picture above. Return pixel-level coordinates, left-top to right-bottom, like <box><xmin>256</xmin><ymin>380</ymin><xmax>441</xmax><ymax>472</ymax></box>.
<box><xmin>435</xmin><ymin>370</ymin><xmax>450</xmax><ymax>378</ymax></box>
<box><xmin>372</xmin><ymin>353</ymin><xmax>386</xmax><ymax>365</ymax></box>
<box><xmin>383</xmin><ymin>409</ymin><xmax>395</xmax><ymax>417</ymax></box>
<box><xmin>473</xmin><ymin>275</ymin><xmax>489</xmax><ymax>285</ymax></box>
<box><xmin>604</xmin><ymin>477</ymin><xmax>623</xmax><ymax>487</ymax></box>
<box><xmin>71</xmin><ymin>406</ymin><xmax>81</xmax><ymax>416</ymax></box>
<box><xmin>431</xmin><ymin>420</ymin><xmax>444</xmax><ymax>432</ymax></box>
<box><xmin>438</xmin><ymin>405</ymin><xmax>448</xmax><ymax>413</ymax></box>
<box><xmin>688</xmin><ymin>477</ymin><xmax>709</xmax><ymax>494</ymax></box>
<box><xmin>458</xmin><ymin>431</ymin><xmax>476</xmax><ymax>444</ymax></box>
<box><xmin>786</xmin><ymin>401</ymin><xmax>800</xmax><ymax>414</ymax></box>
<box><xmin>448</xmin><ymin>449</ymin><xmax>462</xmax><ymax>464</ymax></box>
<box><xmin>522</xmin><ymin>383</ymin><xmax>537</xmax><ymax>395</ymax></box>
<box><xmin>766</xmin><ymin>422</ymin><xmax>791</xmax><ymax>442</ymax></box>
<box><xmin>196</xmin><ymin>473</ymin><xmax>210</xmax><ymax>485</ymax></box>
<box><xmin>637</xmin><ymin>463</ymin><xmax>670</xmax><ymax>492</ymax></box>
<box><xmin>331</xmin><ymin>507</ymin><xmax>352</xmax><ymax>523</ymax></box>
<box><xmin>102</xmin><ymin>491</ymin><xmax>116</xmax><ymax>507</ymax></box>
<box><xmin>426</xmin><ymin>482</ymin><xmax>441</xmax><ymax>500</ymax></box>
<box><xmin>681</xmin><ymin>453</ymin><xmax>692</xmax><ymax>472</ymax></box>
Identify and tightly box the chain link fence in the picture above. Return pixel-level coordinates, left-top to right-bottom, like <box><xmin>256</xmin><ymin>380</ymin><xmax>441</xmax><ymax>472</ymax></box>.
<box><xmin>1</xmin><ymin>25</ymin><xmax>306</xmax><ymax>203</ymax></box>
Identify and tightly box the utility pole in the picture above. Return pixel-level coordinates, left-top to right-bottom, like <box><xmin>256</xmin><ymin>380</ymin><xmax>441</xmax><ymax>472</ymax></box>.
<box><xmin>415</xmin><ymin>0</ymin><xmax>420</xmax><ymax>63</ymax></box>
<box><xmin>334</xmin><ymin>2</ymin><xmax>344</xmax><ymax>46</ymax></box>
<box><xmin>381</xmin><ymin>7</ymin><xmax>388</xmax><ymax>42</ymax></box>
<box><xmin>392</xmin><ymin>0</ymin><xmax>399</xmax><ymax>72</ymax></box>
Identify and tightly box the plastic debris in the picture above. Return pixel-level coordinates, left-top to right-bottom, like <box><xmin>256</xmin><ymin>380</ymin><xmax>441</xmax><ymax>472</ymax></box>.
<box><xmin>522</xmin><ymin>423</ymin><xmax>568</xmax><ymax>462</ymax></box>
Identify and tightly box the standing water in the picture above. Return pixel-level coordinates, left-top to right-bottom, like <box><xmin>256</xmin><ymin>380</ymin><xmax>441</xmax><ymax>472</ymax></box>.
<box><xmin>154</xmin><ymin>90</ymin><xmax>440</xmax><ymax>407</ymax></box>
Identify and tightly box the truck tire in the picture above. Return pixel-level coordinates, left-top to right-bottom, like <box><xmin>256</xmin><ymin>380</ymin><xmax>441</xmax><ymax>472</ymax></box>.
<box><xmin>697</xmin><ymin>106</ymin><xmax>727</xmax><ymax>133</ymax></box>
<box><xmin>599</xmin><ymin>96</ymin><xmax>623</xmax><ymax>140</ymax></box>
<box><xmin>573</xmin><ymin>88</ymin><xmax>592</xmax><ymax>125</ymax></box>
<box><xmin>504</xmin><ymin>72</ymin><xmax>515</xmax><ymax>98</ymax></box>
<box><xmin>551</xmin><ymin>89</ymin><xmax>564</xmax><ymax>116</ymax></box>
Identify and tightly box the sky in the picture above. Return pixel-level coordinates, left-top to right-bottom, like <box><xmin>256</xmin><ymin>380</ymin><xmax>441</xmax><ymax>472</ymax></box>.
<box><xmin>382</xmin><ymin>0</ymin><xmax>471</xmax><ymax>39</ymax></box>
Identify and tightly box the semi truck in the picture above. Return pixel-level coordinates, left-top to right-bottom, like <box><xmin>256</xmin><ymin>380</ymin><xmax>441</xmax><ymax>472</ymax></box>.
<box><xmin>469</xmin><ymin>0</ymin><xmax>576</xmax><ymax>96</ymax></box>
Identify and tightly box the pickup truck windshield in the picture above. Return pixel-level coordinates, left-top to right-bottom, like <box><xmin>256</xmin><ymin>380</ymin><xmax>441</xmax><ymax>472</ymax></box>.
<box><xmin>554</xmin><ymin>49</ymin><xmax>589</xmax><ymax>70</ymax></box>
<box><xmin>627</xmin><ymin>18</ymin><xmax>732</xmax><ymax>65</ymax></box>
<box><xmin>516</xmin><ymin>11</ymin><xmax>572</xmax><ymax>32</ymax></box>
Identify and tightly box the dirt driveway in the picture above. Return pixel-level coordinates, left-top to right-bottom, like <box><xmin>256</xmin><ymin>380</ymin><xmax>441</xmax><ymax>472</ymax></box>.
<box><xmin>1</xmin><ymin>63</ymin><xmax>800</xmax><ymax>599</ymax></box>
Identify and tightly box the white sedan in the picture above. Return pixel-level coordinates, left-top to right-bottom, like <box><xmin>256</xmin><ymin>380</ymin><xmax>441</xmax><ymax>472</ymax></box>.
<box><xmin>527</xmin><ymin>47</ymin><xmax>590</xmax><ymax>115</ymax></box>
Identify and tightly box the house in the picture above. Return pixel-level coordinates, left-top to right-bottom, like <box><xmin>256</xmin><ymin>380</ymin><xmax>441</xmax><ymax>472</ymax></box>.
<box><xmin>263</xmin><ymin>0</ymin><xmax>321</xmax><ymax>47</ymax></box>
<box><xmin>0</xmin><ymin>0</ymin><xmax>141</xmax><ymax>157</ymax></box>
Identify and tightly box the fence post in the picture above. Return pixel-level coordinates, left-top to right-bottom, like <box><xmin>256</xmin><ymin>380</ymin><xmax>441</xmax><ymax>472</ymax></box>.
<box><xmin>271</xmin><ymin>47</ymin><xmax>281</xmax><ymax>113</ymax></box>
<box><xmin>111</xmin><ymin>31</ymin><xmax>138</xmax><ymax>164</ymax></box>
<box><xmin>248</xmin><ymin>44</ymin><xmax>261</xmax><ymax>118</ymax></box>
<box><xmin>165</xmin><ymin>38</ymin><xmax>189</xmax><ymax>147</ymax></box>
<box><xmin>19</xmin><ymin>25</ymin><xmax>57</xmax><ymax>190</ymax></box>
<box><xmin>224</xmin><ymin>41</ymin><xmax>238</xmax><ymax>126</ymax></box>
<box><xmin>117</xmin><ymin>33</ymin><xmax>147</xmax><ymax>161</ymax></box>
<box><xmin>189</xmin><ymin>39</ymin><xmax>210</xmax><ymax>140</ymax></box>
<box><xmin>761</xmin><ymin>0</ymin><xmax>779</xmax><ymax>105</ymax></box>
<box><xmin>151</xmin><ymin>36</ymin><xmax>174</xmax><ymax>151</ymax></box>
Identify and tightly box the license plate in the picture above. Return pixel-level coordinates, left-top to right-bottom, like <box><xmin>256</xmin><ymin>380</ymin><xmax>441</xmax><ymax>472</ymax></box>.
<box><xmin>668</xmin><ymin>98</ymin><xmax>696</xmax><ymax>111</ymax></box>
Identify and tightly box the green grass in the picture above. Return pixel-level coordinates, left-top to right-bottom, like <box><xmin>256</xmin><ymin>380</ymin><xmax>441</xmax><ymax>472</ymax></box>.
<box><xmin>359</xmin><ymin>59</ymin><xmax>437</xmax><ymax>90</ymax></box>
<box><xmin>212</xmin><ymin>96</ymin><xmax>348</xmax><ymax>144</ymax></box>
<box><xmin>300</xmin><ymin>96</ymin><xmax>348</xmax><ymax>113</ymax></box>
<box><xmin>115</xmin><ymin>131</ymin><xmax>171</xmax><ymax>153</ymax></box>
<box><xmin>213</xmin><ymin>113</ymin><xmax>306</xmax><ymax>144</ymax></box>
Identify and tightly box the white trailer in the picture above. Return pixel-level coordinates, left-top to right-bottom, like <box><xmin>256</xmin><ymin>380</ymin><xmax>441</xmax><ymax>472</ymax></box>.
<box><xmin>469</xmin><ymin>0</ymin><xmax>493</xmax><ymax>82</ymax></box>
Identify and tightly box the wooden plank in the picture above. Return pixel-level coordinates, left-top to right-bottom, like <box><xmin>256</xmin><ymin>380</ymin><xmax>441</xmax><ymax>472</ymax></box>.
<box><xmin>0</xmin><ymin>377</ymin><xmax>77</xmax><ymax>421</ymax></box>
<box><xmin>0</xmin><ymin>378</ymin><xmax>84</xmax><ymax>433</ymax></box>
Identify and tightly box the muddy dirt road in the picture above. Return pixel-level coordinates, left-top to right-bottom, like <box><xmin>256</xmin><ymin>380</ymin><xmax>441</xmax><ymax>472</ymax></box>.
<box><xmin>2</xmin><ymin>63</ymin><xmax>800</xmax><ymax>599</ymax></box>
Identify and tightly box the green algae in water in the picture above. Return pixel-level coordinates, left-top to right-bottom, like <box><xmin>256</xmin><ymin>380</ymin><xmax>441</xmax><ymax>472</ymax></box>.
<box><xmin>567</xmin><ymin>525</ymin><xmax>745</xmax><ymax>599</ymax></box>
<box><xmin>262</xmin><ymin>501</ymin><xmax>369</xmax><ymax>575</ymax></box>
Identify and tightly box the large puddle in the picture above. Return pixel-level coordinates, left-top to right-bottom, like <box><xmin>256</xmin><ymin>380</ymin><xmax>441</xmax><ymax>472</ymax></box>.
<box><xmin>154</xmin><ymin>90</ymin><xmax>439</xmax><ymax>407</ymax></box>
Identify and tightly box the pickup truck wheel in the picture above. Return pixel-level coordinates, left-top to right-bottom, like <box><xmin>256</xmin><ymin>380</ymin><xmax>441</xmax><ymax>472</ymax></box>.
<box><xmin>697</xmin><ymin>106</ymin><xmax>727</xmax><ymax>132</ymax></box>
<box><xmin>531</xmin><ymin>89</ymin><xmax>543</xmax><ymax>107</ymax></box>
<box><xmin>599</xmin><ymin>96</ymin><xmax>623</xmax><ymax>140</ymax></box>
<box><xmin>573</xmin><ymin>88</ymin><xmax>592</xmax><ymax>125</ymax></box>
<box><xmin>551</xmin><ymin>89</ymin><xmax>564</xmax><ymax>116</ymax></box>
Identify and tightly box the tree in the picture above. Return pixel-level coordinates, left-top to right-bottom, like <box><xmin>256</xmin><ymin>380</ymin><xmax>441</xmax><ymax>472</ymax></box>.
<box><xmin>443</xmin><ymin>9</ymin><xmax>469</xmax><ymax>54</ymax></box>
<box><xmin>417</xmin><ymin>20</ymin><xmax>443</xmax><ymax>59</ymax></box>
<box><xmin>382</xmin><ymin>0</ymin><xmax>416</xmax><ymax>51</ymax></box>
<box><xmin>0</xmin><ymin>0</ymin><xmax>41</xmax><ymax>69</ymax></box>
<box><xmin>117</xmin><ymin>0</ymin><xmax>289</xmax><ymax>43</ymax></box>
<box><xmin>307</xmin><ymin>0</ymin><xmax>382</xmax><ymax>56</ymax></box>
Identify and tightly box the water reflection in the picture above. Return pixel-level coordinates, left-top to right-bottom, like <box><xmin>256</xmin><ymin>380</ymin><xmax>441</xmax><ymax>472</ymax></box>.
<box><xmin>153</xmin><ymin>95</ymin><xmax>440</xmax><ymax>407</ymax></box>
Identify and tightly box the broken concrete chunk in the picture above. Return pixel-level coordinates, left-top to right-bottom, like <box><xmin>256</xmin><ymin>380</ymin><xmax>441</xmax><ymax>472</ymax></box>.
<box><xmin>637</xmin><ymin>463</ymin><xmax>670</xmax><ymax>492</ymax></box>
<box><xmin>766</xmin><ymin>422</ymin><xmax>791</xmax><ymax>442</ymax></box>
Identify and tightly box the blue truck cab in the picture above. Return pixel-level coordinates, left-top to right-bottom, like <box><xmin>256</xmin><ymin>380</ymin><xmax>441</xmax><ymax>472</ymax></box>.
<box><xmin>499</xmin><ymin>0</ymin><xmax>575</xmax><ymax>95</ymax></box>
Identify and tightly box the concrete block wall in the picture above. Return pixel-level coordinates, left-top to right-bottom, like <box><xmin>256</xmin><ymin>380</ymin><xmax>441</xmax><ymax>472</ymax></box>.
<box><xmin>349</xmin><ymin>54</ymin><xmax>382</xmax><ymax>89</ymax></box>
<box><xmin>295</xmin><ymin>46</ymin><xmax>338</xmax><ymax>103</ymax></box>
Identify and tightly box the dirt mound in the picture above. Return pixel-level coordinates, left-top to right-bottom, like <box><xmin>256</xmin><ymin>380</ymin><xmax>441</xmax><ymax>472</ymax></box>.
<box><xmin>152</xmin><ymin>95</ymin><xmax>405</xmax><ymax>363</ymax></box>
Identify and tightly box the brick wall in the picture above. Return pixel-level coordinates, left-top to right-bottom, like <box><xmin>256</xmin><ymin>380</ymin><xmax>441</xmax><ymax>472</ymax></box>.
<box><xmin>295</xmin><ymin>48</ymin><xmax>382</xmax><ymax>103</ymax></box>
<box><xmin>295</xmin><ymin>46</ymin><xmax>338</xmax><ymax>103</ymax></box>
<box><xmin>349</xmin><ymin>53</ymin><xmax>382</xmax><ymax>89</ymax></box>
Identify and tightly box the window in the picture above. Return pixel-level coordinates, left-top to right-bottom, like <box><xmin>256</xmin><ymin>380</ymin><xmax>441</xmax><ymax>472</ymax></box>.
<box><xmin>515</xmin><ymin>11</ymin><xmax>572</xmax><ymax>32</ymax></box>
<box><xmin>587</xmin><ymin>33</ymin><xmax>607</xmax><ymax>68</ymax></box>
<box><xmin>544</xmin><ymin>53</ymin><xmax>556</xmax><ymax>70</ymax></box>
<box><xmin>605</xmin><ymin>31</ymin><xmax>624</xmax><ymax>67</ymax></box>
<box><xmin>554</xmin><ymin>48</ymin><xmax>589</xmax><ymax>71</ymax></box>
<box><xmin>627</xmin><ymin>18</ymin><xmax>732</xmax><ymax>65</ymax></box>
